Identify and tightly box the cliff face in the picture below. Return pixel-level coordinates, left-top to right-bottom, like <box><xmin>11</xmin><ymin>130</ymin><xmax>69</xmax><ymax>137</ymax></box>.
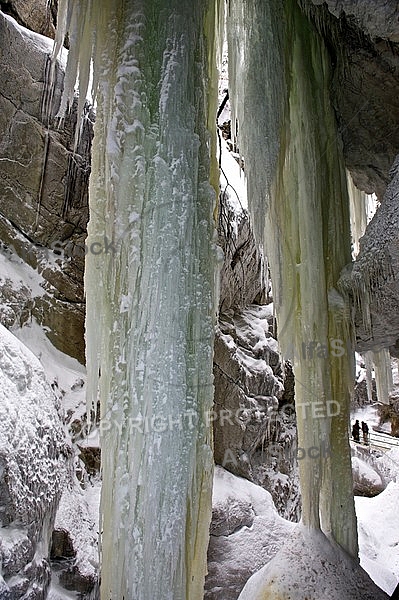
<box><xmin>0</xmin><ymin>11</ymin><xmax>92</xmax><ymax>364</ymax></box>
<box><xmin>311</xmin><ymin>0</ymin><xmax>399</xmax><ymax>42</ymax></box>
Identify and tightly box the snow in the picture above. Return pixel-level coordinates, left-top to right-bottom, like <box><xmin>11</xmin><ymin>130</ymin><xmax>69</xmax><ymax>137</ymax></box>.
<box><xmin>54</xmin><ymin>483</ymin><xmax>100</xmax><ymax>579</ymax></box>
<box><xmin>352</xmin><ymin>455</ymin><xmax>384</xmax><ymax>487</ymax></box>
<box><xmin>0</xmin><ymin>249</ymin><xmax>99</xmax><ymax>589</ymax></box>
<box><xmin>356</xmin><ymin>482</ymin><xmax>399</xmax><ymax>594</ymax></box>
<box><xmin>207</xmin><ymin>467</ymin><xmax>295</xmax><ymax>599</ymax></box>
<box><xmin>47</xmin><ymin>579</ymin><xmax>78</xmax><ymax>600</ymax></box>
<box><xmin>213</xmin><ymin>466</ymin><xmax>399</xmax><ymax>599</ymax></box>
<box><xmin>2</xmin><ymin>12</ymin><xmax>66</xmax><ymax>65</ymax></box>
<box><xmin>213</xmin><ymin>464</ymin><xmax>285</xmax><ymax>518</ymax></box>
<box><xmin>238</xmin><ymin>523</ymin><xmax>389</xmax><ymax>600</ymax></box>
<box><xmin>0</xmin><ymin>322</ymin><xmax>66</xmax><ymax>522</ymax></box>
<box><xmin>13</xmin><ymin>318</ymin><xmax>87</xmax><ymax>427</ymax></box>
<box><xmin>219</xmin><ymin>136</ymin><xmax>248</xmax><ymax>212</ymax></box>
<box><xmin>0</xmin><ymin>243</ymin><xmax>46</xmax><ymax>299</ymax></box>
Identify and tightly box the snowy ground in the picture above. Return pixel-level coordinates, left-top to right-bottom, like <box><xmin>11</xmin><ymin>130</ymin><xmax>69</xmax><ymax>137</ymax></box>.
<box><xmin>357</xmin><ymin>478</ymin><xmax>399</xmax><ymax>594</ymax></box>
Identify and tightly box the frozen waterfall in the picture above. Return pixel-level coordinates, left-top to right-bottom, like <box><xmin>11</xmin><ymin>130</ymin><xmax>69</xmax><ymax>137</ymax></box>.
<box><xmin>49</xmin><ymin>0</ymin><xmax>373</xmax><ymax>596</ymax></box>
<box><xmin>53</xmin><ymin>0</ymin><xmax>223</xmax><ymax>598</ymax></box>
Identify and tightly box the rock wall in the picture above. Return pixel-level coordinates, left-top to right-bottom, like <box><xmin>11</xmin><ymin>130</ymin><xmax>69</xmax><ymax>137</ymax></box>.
<box><xmin>303</xmin><ymin>0</ymin><xmax>399</xmax><ymax>199</ymax></box>
<box><xmin>0</xmin><ymin>11</ymin><xmax>93</xmax><ymax>364</ymax></box>
<box><xmin>0</xmin><ymin>0</ymin><xmax>57</xmax><ymax>39</ymax></box>
<box><xmin>310</xmin><ymin>0</ymin><xmax>399</xmax><ymax>42</ymax></box>
<box><xmin>214</xmin><ymin>179</ymin><xmax>300</xmax><ymax>521</ymax></box>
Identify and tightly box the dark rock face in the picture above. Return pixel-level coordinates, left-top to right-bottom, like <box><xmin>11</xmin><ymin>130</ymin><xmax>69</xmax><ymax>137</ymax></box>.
<box><xmin>353</xmin><ymin>378</ymin><xmax>377</xmax><ymax>407</ymax></box>
<box><xmin>0</xmin><ymin>12</ymin><xmax>93</xmax><ymax>363</ymax></box>
<box><xmin>218</xmin><ymin>186</ymin><xmax>266</xmax><ymax>312</ymax></box>
<box><xmin>303</xmin><ymin>1</ymin><xmax>399</xmax><ymax>199</ymax></box>
<box><xmin>51</xmin><ymin>529</ymin><xmax>75</xmax><ymax>560</ymax></box>
<box><xmin>310</xmin><ymin>0</ymin><xmax>399</xmax><ymax>42</ymax></box>
<box><xmin>214</xmin><ymin>178</ymin><xmax>301</xmax><ymax>521</ymax></box>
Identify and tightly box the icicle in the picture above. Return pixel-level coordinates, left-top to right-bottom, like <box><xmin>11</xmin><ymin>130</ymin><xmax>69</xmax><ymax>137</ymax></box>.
<box><xmin>347</xmin><ymin>171</ymin><xmax>368</xmax><ymax>258</ymax></box>
<box><xmin>364</xmin><ymin>351</ymin><xmax>375</xmax><ymax>404</ymax></box>
<box><xmin>53</xmin><ymin>1</ymin><xmax>223</xmax><ymax>598</ymax></box>
<box><xmin>371</xmin><ymin>348</ymin><xmax>393</xmax><ymax>405</ymax></box>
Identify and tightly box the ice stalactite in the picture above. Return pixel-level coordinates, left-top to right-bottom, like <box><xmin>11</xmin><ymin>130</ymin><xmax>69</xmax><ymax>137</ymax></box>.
<box><xmin>347</xmin><ymin>171</ymin><xmax>368</xmax><ymax>259</ymax></box>
<box><xmin>365</xmin><ymin>349</ymin><xmax>393</xmax><ymax>405</ymax></box>
<box><xmin>228</xmin><ymin>0</ymin><xmax>357</xmax><ymax>560</ymax></box>
<box><xmin>52</xmin><ymin>1</ymin><xmax>223</xmax><ymax>598</ymax></box>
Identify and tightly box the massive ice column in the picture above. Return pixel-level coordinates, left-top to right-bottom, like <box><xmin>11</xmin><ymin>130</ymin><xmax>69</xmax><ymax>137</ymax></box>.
<box><xmin>228</xmin><ymin>0</ymin><xmax>357</xmax><ymax>556</ymax></box>
<box><xmin>52</xmin><ymin>0</ymin><xmax>222</xmax><ymax>598</ymax></box>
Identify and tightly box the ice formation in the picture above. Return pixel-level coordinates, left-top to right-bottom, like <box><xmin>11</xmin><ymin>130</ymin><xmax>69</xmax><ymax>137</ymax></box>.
<box><xmin>48</xmin><ymin>0</ymin><xmax>393</xmax><ymax>596</ymax></box>
<box><xmin>347</xmin><ymin>173</ymin><xmax>393</xmax><ymax>405</ymax></box>
<box><xmin>228</xmin><ymin>0</ymin><xmax>357</xmax><ymax>558</ymax></box>
<box><xmin>52</xmin><ymin>0</ymin><xmax>223</xmax><ymax>598</ymax></box>
<box><xmin>347</xmin><ymin>172</ymin><xmax>368</xmax><ymax>259</ymax></box>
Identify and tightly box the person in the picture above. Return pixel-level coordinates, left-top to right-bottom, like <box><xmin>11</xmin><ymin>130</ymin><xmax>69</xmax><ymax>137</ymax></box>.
<box><xmin>352</xmin><ymin>420</ymin><xmax>360</xmax><ymax>443</ymax></box>
<box><xmin>361</xmin><ymin>421</ymin><xmax>369</xmax><ymax>445</ymax></box>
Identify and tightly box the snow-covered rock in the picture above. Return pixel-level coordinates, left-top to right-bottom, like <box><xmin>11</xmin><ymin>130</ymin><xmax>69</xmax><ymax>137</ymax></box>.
<box><xmin>213</xmin><ymin>306</ymin><xmax>300</xmax><ymax>520</ymax></box>
<box><xmin>205</xmin><ymin>466</ymin><xmax>295</xmax><ymax>600</ymax></box>
<box><xmin>0</xmin><ymin>323</ymin><xmax>68</xmax><ymax>598</ymax></box>
<box><xmin>352</xmin><ymin>455</ymin><xmax>386</xmax><ymax>497</ymax></box>
<box><xmin>237</xmin><ymin>525</ymin><xmax>389</xmax><ymax>600</ymax></box>
<box><xmin>51</xmin><ymin>483</ymin><xmax>99</xmax><ymax>596</ymax></box>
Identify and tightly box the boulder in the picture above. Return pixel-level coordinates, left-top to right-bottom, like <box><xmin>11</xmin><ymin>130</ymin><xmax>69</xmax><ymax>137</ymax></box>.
<box><xmin>352</xmin><ymin>455</ymin><xmax>386</xmax><ymax>497</ymax></box>
<box><xmin>205</xmin><ymin>467</ymin><xmax>294</xmax><ymax>600</ymax></box>
<box><xmin>0</xmin><ymin>323</ymin><xmax>68</xmax><ymax>598</ymax></box>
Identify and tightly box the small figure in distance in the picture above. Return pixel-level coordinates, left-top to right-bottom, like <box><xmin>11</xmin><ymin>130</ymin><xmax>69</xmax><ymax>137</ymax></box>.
<box><xmin>361</xmin><ymin>421</ymin><xmax>369</xmax><ymax>445</ymax></box>
<box><xmin>352</xmin><ymin>419</ymin><xmax>360</xmax><ymax>443</ymax></box>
